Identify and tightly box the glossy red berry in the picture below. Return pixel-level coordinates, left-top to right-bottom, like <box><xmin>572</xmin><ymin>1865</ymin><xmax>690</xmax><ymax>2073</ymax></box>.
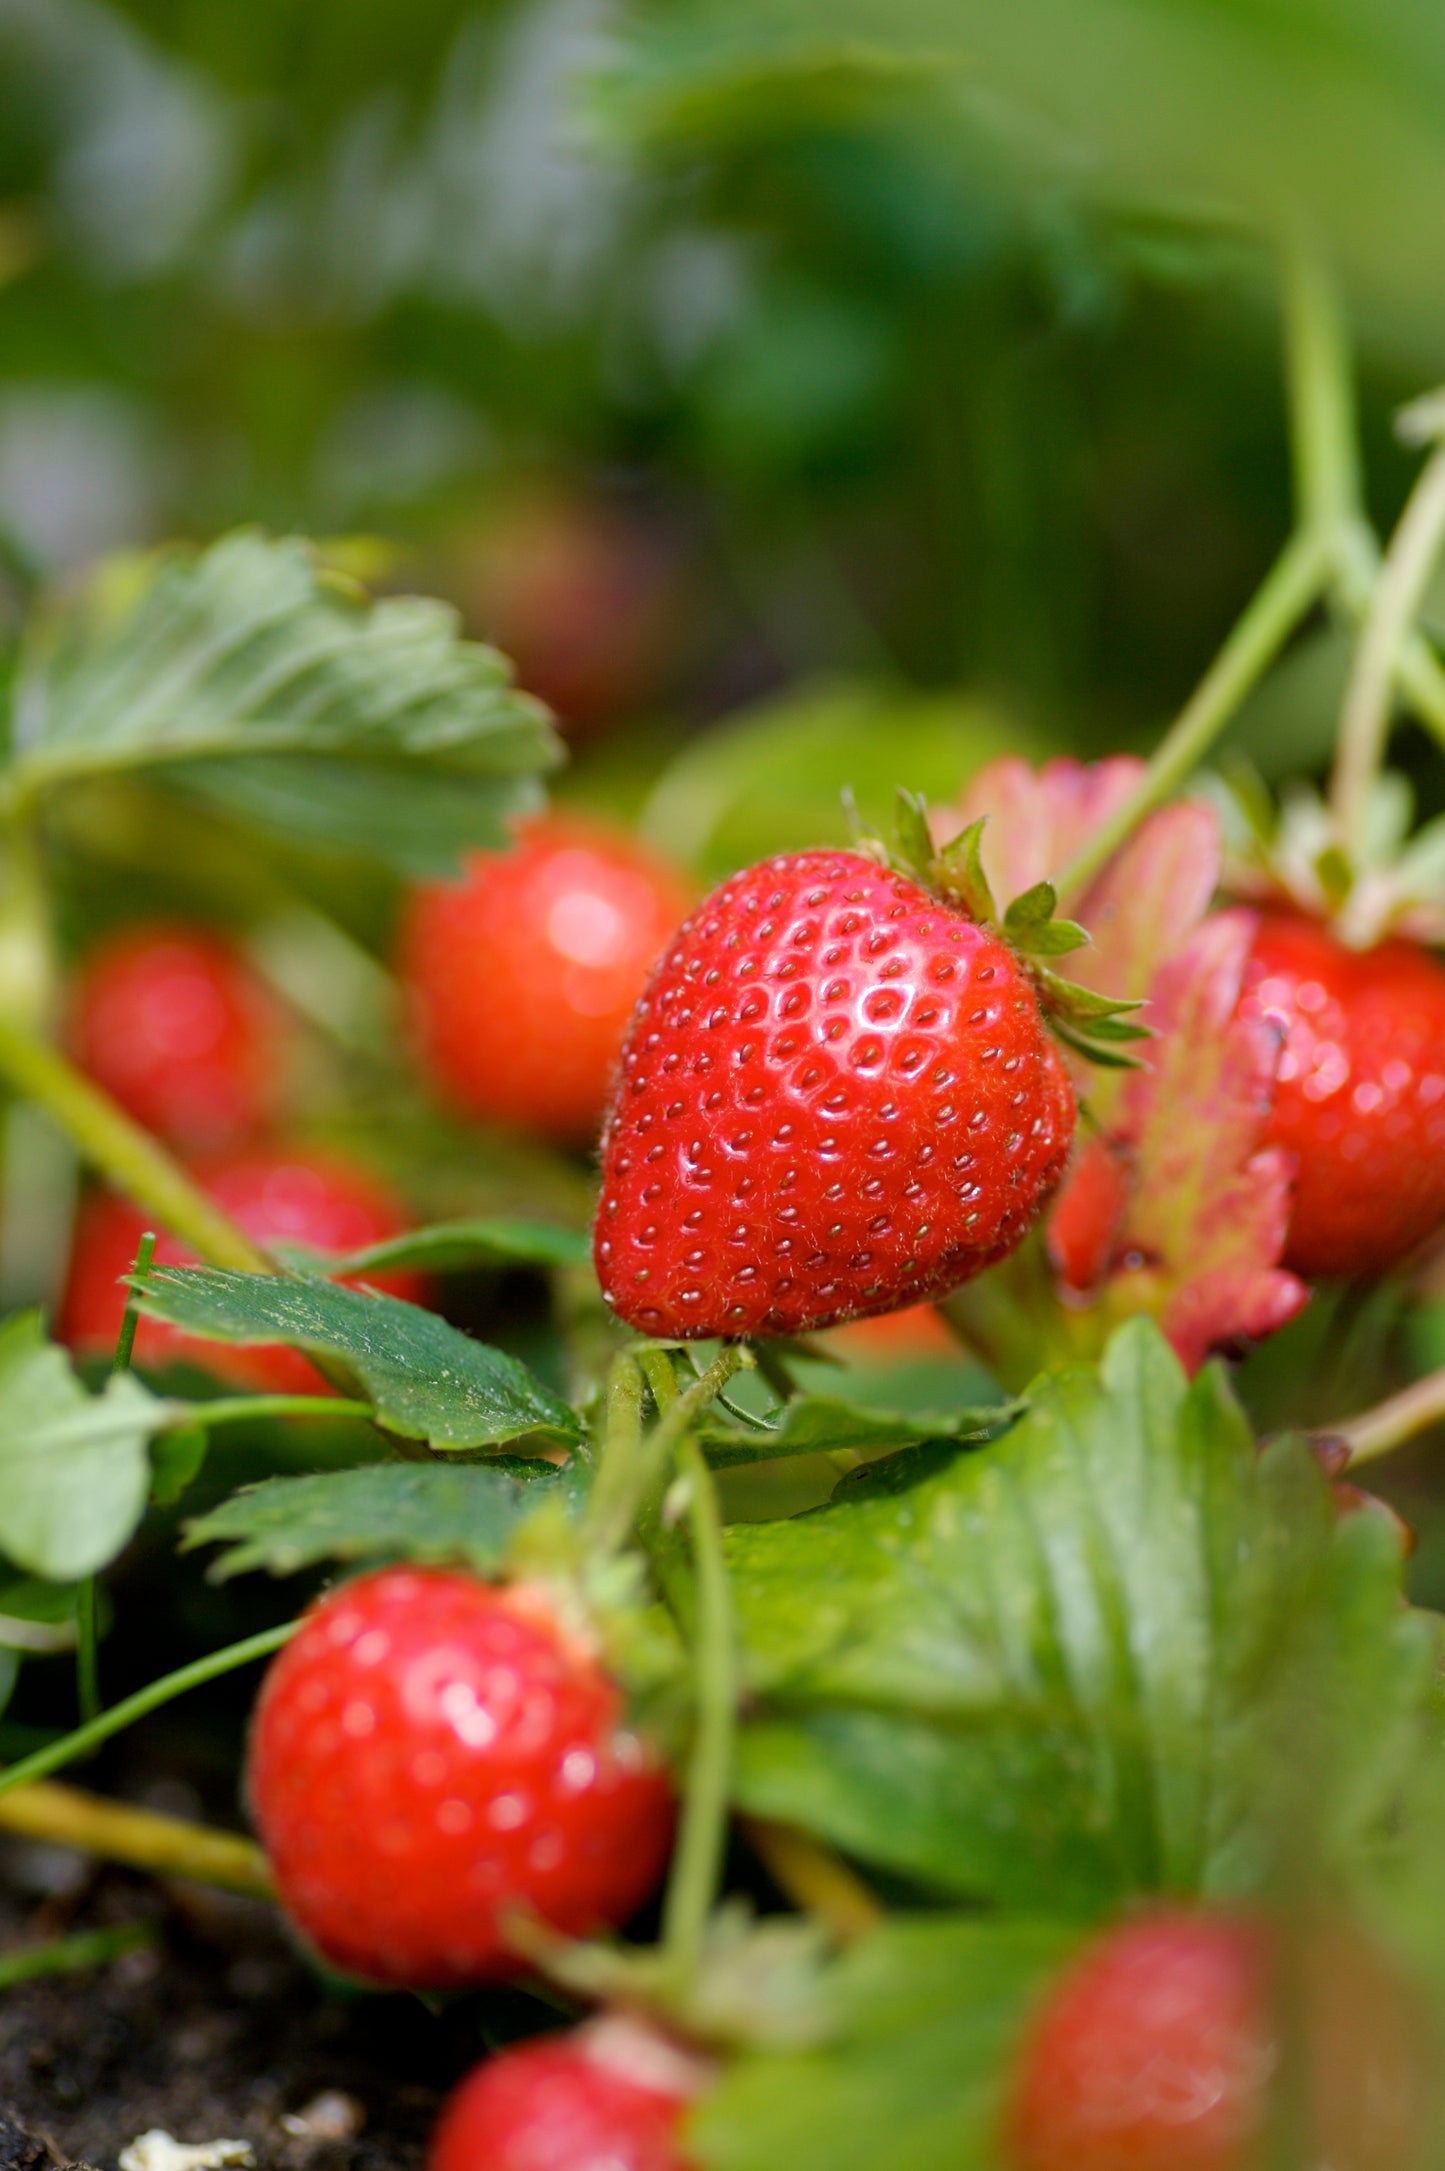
<box><xmin>248</xmin><ymin>1569</ymin><xmax>675</xmax><ymax>1989</ymax></box>
<box><xmin>1238</xmin><ymin>910</ymin><xmax>1445</xmax><ymax>1279</ymax></box>
<box><xmin>430</xmin><ymin>2017</ymin><xmax>703</xmax><ymax>2171</ymax></box>
<box><xmin>595</xmin><ymin>849</ymin><xmax>1074</xmax><ymax>1339</ymax></box>
<box><xmin>57</xmin><ymin>1145</ymin><xmax>422</xmax><ymax>1392</ymax></box>
<box><xmin>399</xmin><ymin>815</ymin><xmax>691</xmax><ymax>1146</ymax></box>
<box><xmin>69</xmin><ymin>924</ymin><xmax>282</xmax><ymax>1152</ymax></box>
<box><xmin>1004</xmin><ymin>1912</ymin><xmax>1270</xmax><ymax>2171</ymax></box>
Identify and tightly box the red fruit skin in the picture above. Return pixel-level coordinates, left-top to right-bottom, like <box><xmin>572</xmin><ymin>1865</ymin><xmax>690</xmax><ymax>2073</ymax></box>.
<box><xmin>594</xmin><ymin>850</ymin><xmax>1075</xmax><ymax>1339</ymax></box>
<box><xmin>56</xmin><ymin>1146</ymin><xmax>423</xmax><ymax>1393</ymax></box>
<box><xmin>400</xmin><ymin>816</ymin><xmax>691</xmax><ymax>1146</ymax></box>
<box><xmin>1238</xmin><ymin>911</ymin><xmax>1445</xmax><ymax>1279</ymax></box>
<box><xmin>248</xmin><ymin>1570</ymin><xmax>676</xmax><ymax>1989</ymax></box>
<box><xmin>1004</xmin><ymin>1912</ymin><xmax>1270</xmax><ymax>2171</ymax></box>
<box><xmin>69</xmin><ymin>924</ymin><xmax>281</xmax><ymax>1153</ymax></box>
<box><xmin>430</xmin><ymin>2018</ymin><xmax>701</xmax><ymax>2171</ymax></box>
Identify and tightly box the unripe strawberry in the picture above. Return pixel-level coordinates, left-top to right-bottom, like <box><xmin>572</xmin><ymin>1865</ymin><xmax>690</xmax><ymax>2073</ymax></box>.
<box><xmin>1238</xmin><ymin>910</ymin><xmax>1445</xmax><ymax>1279</ymax></box>
<box><xmin>399</xmin><ymin>816</ymin><xmax>691</xmax><ymax>1146</ymax></box>
<box><xmin>595</xmin><ymin>850</ymin><xmax>1074</xmax><ymax>1339</ymax></box>
<box><xmin>430</xmin><ymin>2016</ymin><xmax>704</xmax><ymax>2171</ymax></box>
<box><xmin>248</xmin><ymin>1570</ymin><xmax>675</xmax><ymax>1989</ymax></box>
<box><xmin>69</xmin><ymin>923</ymin><xmax>282</xmax><ymax>1152</ymax></box>
<box><xmin>57</xmin><ymin>1145</ymin><xmax>422</xmax><ymax>1392</ymax></box>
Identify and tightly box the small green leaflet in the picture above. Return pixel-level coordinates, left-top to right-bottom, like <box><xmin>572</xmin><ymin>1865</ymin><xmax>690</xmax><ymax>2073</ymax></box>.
<box><xmin>184</xmin><ymin>1462</ymin><xmax>583</xmax><ymax>1581</ymax></box>
<box><xmin>9</xmin><ymin>531</ymin><xmax>561</xmax><ymax>875</ymax></box>
<box><xmin>697</xmin><ymin>1394</ymin><xmax>1015</xmax><ymax>1467</ymax></box>
<box><xmin>0</xmin><ymin>1314</ymin><xmax>166</xmax><ymax>1580</ymax></box>
<box><xmin>692</xmin><ymin>1915</ymin><xmax>1078</xmax><ymax>2171</ymax></box>
<box><xmin>727</xmin><ymin>1318</ymin><xmax>1438</xmax><ymax>1915</ymax></box>
<box><xmin>132</xmin><ymin>1266</ymin><xmax>583</xmax><ymax>1455</ymax></box>
<box><xmin>309</xmin><ymin>1216</ymin><xmax>591</xmax><ymax>1278</ymax></box>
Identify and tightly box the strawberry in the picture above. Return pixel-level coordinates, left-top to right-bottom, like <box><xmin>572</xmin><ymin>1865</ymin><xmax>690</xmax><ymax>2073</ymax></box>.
<box><xmin>429</xmin><ymin>2016</ymin><xmax>704</xmax><ymax>2171</ymax></box>
<box><xmin>1237</xmin><ymin>909</ymin><xmax>1445</xmax><ymax>1279</ymax></box>
<box><xmin>399</xmin><ymin>815</ymin><xmax>691</xmax><ymax>1146</ymax></box>
<box><xmin>594</xmin><ymin>849</ymin><xmax>1077</xmax><ymax>1339</ymax></box>
<box><xmin>1004</xmin><ymin>1908</ymin><xmax>1424</xmax><ymax>2171</ymax></box>
<box><xmin>1003</xmin><ymin>1911</ymin><xmax>1270</xmax><ymax>2171</ymax></box>
<box><xmin>69</xmin><ymin>923</ymin><xmax>283</xmax><ymax>1153</ymax></box>
<box><xmin>247</xmin><ymin>1569</ymin><xmax>675</xmax><ymax>1989</ymax></box>
<box><xmin>57</xmin><ymin>1144</ymin><xmax>422</xmax><ymax>1392</ymax></box>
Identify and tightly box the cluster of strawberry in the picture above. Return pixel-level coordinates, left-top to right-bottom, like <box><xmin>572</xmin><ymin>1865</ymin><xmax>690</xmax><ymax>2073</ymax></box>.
<box><xmin>57</xmin><ymin>774</ymin><xmax>1445</xmax><ymax>2170</ymax></box>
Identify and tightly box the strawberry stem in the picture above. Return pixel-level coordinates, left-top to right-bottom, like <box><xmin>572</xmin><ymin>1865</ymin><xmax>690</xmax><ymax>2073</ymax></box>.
<box><xmin>585</xmin><ymin>1344</ymin><xmax>747</xmax><ymax>1560</ymax></box>
<box><xmin>1331</xmin><ymin>407</ymin><xmax>1445</xmax><ymax>861</ymax></box>
<box><xmin>0</xmin><ymin>1778</ymin><xmax>272</xmax><ymax>1899</ymax></box>
<box><xmin>0</xmin><ymin>1013</ymin><xmax>271</xmax><ymax>1274</ymax></box>
<box><xmin>1335</xmin><ymin>1363</ymin><xmax>1445</xmax><ymax>1468</ymax></box>
<box><xmin>662</xmin><ymin>1435</ymin><xmax>737</xmax><ymax>1985</ymax></box>
<box><xmin>0</xmin><ymin>1621</ymin><xmax>295</xmax><ymax>1800</ymax></box>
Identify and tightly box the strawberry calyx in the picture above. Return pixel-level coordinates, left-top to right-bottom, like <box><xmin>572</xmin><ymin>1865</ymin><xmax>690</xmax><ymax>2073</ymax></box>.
<box><xmin>1218</xmin><ymin>760</ymin><xmax>1445</xmax><ymax>949</ymax></box>
<box><xmin>879</xmin><ymin>788</ymin><xmax>1149</xmax><ymax>1069</ymax></box>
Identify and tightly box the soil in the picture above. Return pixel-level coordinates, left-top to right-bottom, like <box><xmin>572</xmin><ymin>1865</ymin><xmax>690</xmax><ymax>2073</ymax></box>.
<box><xmin>0</xmin><ymin>1845</ymin><xmax>551</xmax><ymax>2171</ymax></box>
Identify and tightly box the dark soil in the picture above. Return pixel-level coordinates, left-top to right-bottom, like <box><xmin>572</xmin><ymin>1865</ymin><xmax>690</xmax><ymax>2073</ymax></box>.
<box><xmin>0</xmin><ymin>1845</ymin><xmax>549</xmax><ymax>2171</ymax></box>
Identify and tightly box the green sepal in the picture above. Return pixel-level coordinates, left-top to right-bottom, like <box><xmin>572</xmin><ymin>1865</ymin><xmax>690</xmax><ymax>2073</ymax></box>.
<box><xmin>893</xmin><ymin>787</ymin><xmax>937</xmax><ymax>882</ymax></box>
<box><xmin>930</xmin><ymin>817</ymin><xmax>997</xmax><ymax>927</ymax></box>
<box><xmin>1002</xmin><ymin>879</ymin><xmax>1056</xmax><ymax>935</ymax></box>
<box><xmin>1048</xmin><ymin>1017</ymin><xmax>1148</xmax><ymax>1070</ymax></box>
<box><xmin>1314</xmin><ymin>843</ymin><xmax>1353</xmax><ymax>910</ymax></box>
<box><xmin>1030</xmin><ymin>965</ymin><xmax>1146</xmax><ymax>1026</ymax></box>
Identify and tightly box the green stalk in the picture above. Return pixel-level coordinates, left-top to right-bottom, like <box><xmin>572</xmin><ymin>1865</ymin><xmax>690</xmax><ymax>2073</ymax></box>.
<box><xmin>1331</xmin><ymin>415</ymin><xmax>1445</xmax><ymax>859</ymax></box>
<box><xmin>661</xmin><ymin>1437</ymin><xmax>736</xmax><ymax>1984</ymax></box>
<box><xmin>1336</xmin><ymin>1365</ymin><xmax>1445</xmax><ymax>1467</ymax></box>
<box><xmin>1281</xmin><ymin>235</ymin><xmax>1362</xmax><ymax>538</ymax></box>
<box><xmin>176</xmin><ymin>1393</ymin><xmax>375</xmax><ymax>1427</ymax></box>
<box><xmin>0</xmin><ymin>1621</ymin><xmax>294</xmax><ymax>1799</ymax></box>
<box><xmin>585</xmin><ymin>1344</ymin><xmax>746</xmax><ymax>1559</ymax></box>
<box><xmin>0</xmin><ymin>1014</ymin><xmax>271</xmax><ymax>1273</ymax></box>
<box><xmin>0</xmin><ymin>1777</ymin><xmax>272</xmax><ymax>1897</ymax></box>
<box><xmin>74</xmin><ymin>1579</ymin><xmax>100</xmax><ymax>1726</ymax></box>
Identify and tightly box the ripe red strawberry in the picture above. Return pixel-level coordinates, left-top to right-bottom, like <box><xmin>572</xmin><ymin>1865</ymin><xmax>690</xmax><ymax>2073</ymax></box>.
<box><xmin>430</xmin><ymin>2016</ymin><xmax>704</xmax><ymax>2171</ymax></box>
<box><xmin>57</xmin><ymin>1144</ymin><xmax>423</xmax><ymax>1392</ymax></box>
<box><xmin>399</xmin><ymin>815</ymin><xmax>691</xmax><ymax>1145</ymax></box>
<box><xmin>1004</xmin><ymin>1908</ymin><xmax>1425</xmax><ymax>2171</ymax></box>
<box><xmin>69</xmin><ymin>923</ymin><xmax>283</xmax><ymax>1152</ymax></box>
<box><xmin>594</xmin><ymin>850</ymin><xmax>1075</xmax><ymax>1339</ymax></box>
<box><xmin>1003</xmin><ymin>1911</ymin><xmax>1270</xmax><ymax>2171</ymax></box>
<box><xmin>1237</xmin><ymin>910</ymin><xmax>1445</xmax><ymax>1279</ymax></box>
<box><xmin>248</xmin><ymin>1569</ymin><xmax>675</xmax><ymax>1989</ymax></box>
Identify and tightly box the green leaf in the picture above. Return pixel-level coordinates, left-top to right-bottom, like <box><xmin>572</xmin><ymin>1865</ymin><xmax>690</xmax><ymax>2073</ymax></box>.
<box><xmin>149</xmin><ymin>1422</ymin><xmax>209</xmax><ymax>1507</ymax></box>
<box><xmin>693</xmin><ymin>1914</ymin><xmax>1078</xmax><ymax>2171</ymax></box>
<box><xmin>164</xmin><ymin>755</ymin><xmax>544</xmax><ymax>878</ymax></box>
<box><xmin>184</xmin><ymin>1461</ymin><xmax>582</xmax><ymax>1581</ymax></box>
<box><xmin>133</xmin><ymin>1267</ymin><xmax>584</xmax><ymax>1456</ymax></box>
<box><xmin>698</xmin><ymin>1393</ymin><xmax>1015</xmax><ymax>1467</ymax></box>
<box><xmin>0</xmin><ymin>1314</ymin><xmax>167</xmax><ymax>1580</ymax></box>
<box><xmin>930</xmin><ymin>817</ymin><xmax>996</xmax><ymax>927</ymax></box>
<box><xmin>727</xmin><ymin>1319</ymin><xmax>1438</xmax><ymax>1914</ymax></box>
<box><xmin>11</xmin><ymin>531</ymin><xmax>561</xmax><ymax>873</ymax></box>
<box><xmin>309</xmin><ymin>1216</ymin><xmax>592</xmax><ymax>1279</ymax></box>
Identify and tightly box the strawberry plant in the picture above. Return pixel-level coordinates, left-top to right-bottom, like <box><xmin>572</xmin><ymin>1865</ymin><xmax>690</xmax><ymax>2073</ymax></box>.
<box><xmin>10</xmin><ymin>223</ymin><xmax>1445</xmax><ymax>2171</ymax></box>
